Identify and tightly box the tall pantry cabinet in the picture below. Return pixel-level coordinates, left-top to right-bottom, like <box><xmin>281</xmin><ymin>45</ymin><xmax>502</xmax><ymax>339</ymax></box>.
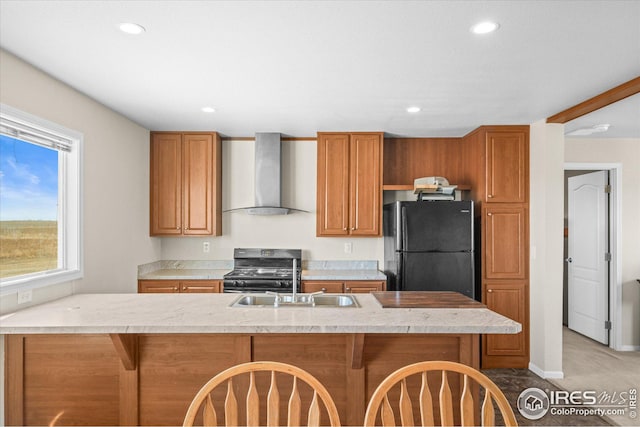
<box><xmin>150</xmin><ymin>132</ymin><xmax>222</xmax><ymax>236</ymax></box>
<box><xmin>462</xmin><ymin>126</ymin><xmax>530</xmax><ymax>368</ymax></box>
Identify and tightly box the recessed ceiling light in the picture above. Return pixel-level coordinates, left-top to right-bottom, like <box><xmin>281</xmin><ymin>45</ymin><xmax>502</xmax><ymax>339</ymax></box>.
<box><xmin>201</xmin><ymin>107</ymin><xmax>216</xmax><ymax>113</ymax></box>
<box><xmin>119</xmin><ymin>23</ymin><xmax>146</xmax><ymax>35</ymax></box>
<box><xmin>470</xmin><ymin>21</ymin><xmax>499</xmax><ymax>34</ymax></box>
<box><xmin>406</xmin><ymin>107</ymin><xmax>421</xmax><ymax>113</ymax></box>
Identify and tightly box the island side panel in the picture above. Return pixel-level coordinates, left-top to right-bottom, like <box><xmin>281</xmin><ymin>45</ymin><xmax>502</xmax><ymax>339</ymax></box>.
<box><xmin>363</xmin><ymin>334</ymin><xmax>479</xmax><ymax>426</ymax></box>
<box><xmin>7</xmin><ymin>334</ymin><xmax>121</xmax><ymax>426</ymax></box>
<box><xmin>6</xmin><ymin>333</ymin><xmax>480</xmax><ymax>426</ymax></box>
<box><xmin>137</xmin><ymin>334</ymin><xmax>252</xmax><ymax>426</ymax></box>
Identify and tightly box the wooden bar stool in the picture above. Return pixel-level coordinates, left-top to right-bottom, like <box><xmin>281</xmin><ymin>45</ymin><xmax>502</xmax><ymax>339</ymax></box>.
<box><xmin>364</xmin><ymin>361</ymin><xmax>517</xmax><ymax>426</ymax></box>
<box><xmin>183</xmin><ymin>361</ymin><xmax>341</xmax><ymax>427</ymax></box>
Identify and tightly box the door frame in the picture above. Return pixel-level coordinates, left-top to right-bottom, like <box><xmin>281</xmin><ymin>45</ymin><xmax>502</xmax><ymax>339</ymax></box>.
<box><xmin>564</xmin><ymin>162</ymin><xmax>622</xmax><ymax>350</ymax></box>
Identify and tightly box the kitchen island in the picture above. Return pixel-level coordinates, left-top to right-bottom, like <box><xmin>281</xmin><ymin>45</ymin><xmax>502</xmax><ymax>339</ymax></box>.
<box><xmin>1</xmin><ymin>292</ymin><xmax>520</xmax><ymax>426</ymax></box>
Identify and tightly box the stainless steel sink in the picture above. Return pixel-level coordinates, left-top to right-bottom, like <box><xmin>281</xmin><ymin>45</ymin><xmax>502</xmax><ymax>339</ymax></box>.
<box><xmin>230</xmin><ymin>293</ymin><xmax>359</xmax><ymax>308</ymax></box>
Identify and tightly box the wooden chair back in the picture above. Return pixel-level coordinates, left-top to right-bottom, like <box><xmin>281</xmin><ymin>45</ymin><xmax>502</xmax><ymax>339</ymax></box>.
<box><xmin>364</xmin><ymin>361</ymin><xmax>517</xmax><ymax>427</ymax></box>
<box><xmin>183</xmin><ymin>361</ymin><xmax>341</xmax><ymax>427</ymax></box>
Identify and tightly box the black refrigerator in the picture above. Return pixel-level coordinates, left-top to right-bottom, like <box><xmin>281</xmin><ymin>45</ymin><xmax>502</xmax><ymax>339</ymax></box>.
<box><xmin>383</xmin><ymin>200</ymin><xmax>476</xmax><ymax>299</ymax></box>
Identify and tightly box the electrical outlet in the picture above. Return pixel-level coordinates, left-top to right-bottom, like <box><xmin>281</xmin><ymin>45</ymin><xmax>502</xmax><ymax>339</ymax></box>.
<box><xmin>17</xmin><ymin>289</ymin><xmax>32</xmax><ymax>304</ymax></box>
<box><xmin>203</xmin><ymin>241</ymin><xmax>210</xmax><ymax>253</ymax></box>
<box><xmin>344</xmin><ymin>242</ymin><xmax>352</xmax><ymax>254</ymax></box>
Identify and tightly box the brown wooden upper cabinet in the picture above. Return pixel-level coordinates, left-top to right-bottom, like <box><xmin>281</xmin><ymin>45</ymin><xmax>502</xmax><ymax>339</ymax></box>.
<box><xmin>485</xmin><ymin>130</ymin><xmax>528</xmax><ymax>203</ymax></box>
<box><xmin>316</xmin><ymin>132</ymin><xmax>383</xmax><ymax>237</ymax></box>
<box><xmin>150</xmin><ymin>132</ymin><xmax>222</xmax><ymax>236</ymax></box>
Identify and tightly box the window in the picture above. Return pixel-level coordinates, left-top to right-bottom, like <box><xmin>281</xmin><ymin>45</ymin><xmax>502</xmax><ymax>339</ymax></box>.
<box><xmin>0</xmin><ymin>104</ymin><xmax>82</xmax><ymax>291</ymax></box>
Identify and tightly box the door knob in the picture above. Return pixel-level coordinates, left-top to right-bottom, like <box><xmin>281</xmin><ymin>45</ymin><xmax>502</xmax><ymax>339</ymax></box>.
<box><xmin>566</xmin><ymin>257</ymin><xmax>572</xmax><ymax>263</ymax></box>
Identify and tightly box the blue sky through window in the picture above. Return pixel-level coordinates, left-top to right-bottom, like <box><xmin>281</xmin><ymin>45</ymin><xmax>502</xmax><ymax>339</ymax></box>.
<box><xmin>0</xmin><ymin>134</ymin><xmax>58</xmax><ymax>221</ymax></box>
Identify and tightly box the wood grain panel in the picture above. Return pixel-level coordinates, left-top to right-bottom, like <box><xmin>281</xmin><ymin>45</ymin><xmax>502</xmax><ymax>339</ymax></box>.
<box><xmin>485</xmin><ymin>131</ymin><xmax>528</xmax><ymax>203</ymax></box>
<box><xmin>138</xmin><ymin>334</ymin><xmax>251</xmax><ymax>426</ymax></box>
<box><xmin>150</xmin><ymin>133</ymin><xmax>182</xmax><ymax>235</ymax></box>
<box><xmin>138</xmin><ymin>280</ymin><xmax>180</xmax><ymax>293</ymax></box>
<box><xmin>5</xmin><ymin>335</ymin><xmax>24</xmax><ymax>426</ymax></box>
<box><xmin>301</xmin><ymin>281</ymin><xmax>344</xmax><ymax>293</ymax></box>
<box><xmin>23</xmin><ymin>335</ymin><xmax>120</xmax><ymax>426</ymax></box>
<box><xmin>350</xmin><ymin>133</ymin><xmax>382</xmax><ymax>236</ymax></box>
<box><xmin>316</xmin><ymin>133</ymin><xmax>350</xmax><ymax>236</ymax></box>
<box><xmin>484</xmin><ymin>205</ymin><xmax>528</xmax><ymax>279</ymax></box>
<box><xmin>183</xmin><ymin>134</ymin><xmax>214</xmax><ymax>235</ymax></box>
<box><xmin>253</xmin><ymin>334</ymin><xmax>348</xmax><ymax>427</ymax></box>
<box><xmin>180</xmin><ymin>280</ymin><xmax>222</xmax><ymax>293</ymax></box>
<box><xmin>364</xmin><ymin>335</ymin><xmax>476</xmax><ymax>426</ymax></box>
<box><xmin>484</xmin><ymin>283</ymin><xmax>527</xmax><ymax>357</ymax></box>
<box><xmin>383</xmin><ymin>138</ymin><xmax>464</xmax><ymax>186</ymax></box>
<box><xmin>371</xmin><ymin>291</ymin><xmax>485</xmax><ymax>308</ymax></box>
<box><xmin>547</xmin><ymin>76</ymin><xmax>640</xmax><ymax>123</ymax></box>
<box><xmin>344</xmin><ymin>281</ymin><xmax>386</xmax><ymax>293</ymax></box>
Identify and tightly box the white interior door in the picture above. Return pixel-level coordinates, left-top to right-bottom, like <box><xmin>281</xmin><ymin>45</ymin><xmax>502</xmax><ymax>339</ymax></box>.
<box><xmin>567</xmin><ymin>170</ymin><xmax>609</xmax><ymax>344</ymax></box>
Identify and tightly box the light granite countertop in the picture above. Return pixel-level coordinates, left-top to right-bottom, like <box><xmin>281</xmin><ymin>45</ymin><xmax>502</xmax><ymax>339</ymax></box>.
<box><xmin>0</xmin><ymin>293</ymin><xmax>521</xmax><ymax>335</ymax></box>
<box><xmin>137</xmin><ymin>260</ymin><xmax>387</xmax><ymax>281</ymax></box>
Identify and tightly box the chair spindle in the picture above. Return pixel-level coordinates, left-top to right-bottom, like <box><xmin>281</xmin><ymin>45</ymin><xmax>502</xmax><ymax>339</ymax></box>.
<box><xmin>419</xmin><ymin>371</ymin><xmax>434</xmax><ymax>427</ymax></box>
<box><xmin>287</xmin><ymin>376</ymin><xmax>301</xmax><ymax>427</ymax></box>
<box><xmin>399</xmin><ymin>379</ymin><xmax>414</xmax><ymax>427</ymax></box>
<box><xmin>203</xmin><ymin>394</ymin><xmax>216</xmax><ymax>427</ymax></box>
<box><xmin>224</xmin><ymin>378</ymin><xmax>238</xmax><ymax>427</ymax></box>
<box><xmin>439</xmin><ymin>371</ymin><xmax>454</xmax><ymax>426</ymax></box>
<box><xmin>267</xmin><ymin>371</ymin><xmax>280</xmax><ymax>427</ymax></box>
<box><xmin>460</xmin><ymin>374</ymin><xmax>474</xmax><ymax>426</ymax></box>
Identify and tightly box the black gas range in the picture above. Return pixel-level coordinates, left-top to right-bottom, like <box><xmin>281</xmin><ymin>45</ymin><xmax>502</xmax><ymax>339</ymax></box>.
<box><xmin>223</xmin><ymin>248</ymin><xmax>302</xmax><ymax>293</ymax></box>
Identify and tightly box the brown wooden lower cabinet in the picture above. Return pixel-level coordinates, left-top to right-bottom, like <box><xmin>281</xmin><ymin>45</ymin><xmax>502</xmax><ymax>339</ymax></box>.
<box><xmin>138</xmin><ymin>279</ymin><xmax>222</xmax><ymax>293</ymax></box>
<box><xmin>301</xmin><ymin>280</ymin><xmax>386</xmax><ymax>293</ymax></box>
<box><xmin>5</xmin><ymin>332</ymin><xmax>478</xmax><ymax>426</ymax></box>
<box><xmin>482</xmin><ymin>281</ymin><xmax>529</xmax><ymax>368</ymax></box>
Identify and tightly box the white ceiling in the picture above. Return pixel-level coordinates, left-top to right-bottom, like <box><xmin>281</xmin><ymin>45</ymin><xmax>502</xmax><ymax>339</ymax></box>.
<box><xmin>1</xmin><ymin>0</ymin><xmax>639</xmax><ymax>138</ymax></box>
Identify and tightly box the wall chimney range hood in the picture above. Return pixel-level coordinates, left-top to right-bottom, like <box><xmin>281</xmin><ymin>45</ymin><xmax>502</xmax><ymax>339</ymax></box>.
<box><xmin>228</xmin><ymin>132</ymin><xmax>307</xmax><ymax>215</ymax></box>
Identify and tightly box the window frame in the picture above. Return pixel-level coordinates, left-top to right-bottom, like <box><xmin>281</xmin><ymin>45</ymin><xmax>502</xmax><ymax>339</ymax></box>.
<box><xmin>0</xmin><ymin>104</ymin><xmax>83</xmax><ymax>293</ymax></box>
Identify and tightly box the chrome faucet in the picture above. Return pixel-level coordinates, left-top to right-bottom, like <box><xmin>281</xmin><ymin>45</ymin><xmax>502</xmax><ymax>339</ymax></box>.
<box><xmin>265</xmin><ymin>291</ymin><xmax>282</xmax><ymax>307</ymax></box>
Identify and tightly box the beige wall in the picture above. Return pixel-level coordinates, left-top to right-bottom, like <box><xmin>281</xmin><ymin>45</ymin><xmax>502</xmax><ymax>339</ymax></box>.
<box><xmin>160</xmin><ymin>138</ymin><xmax>384</xmax><ymax>263</ymax></box>
<box><xmin>565</xmin><ymin>137</ymin><xmax>640</xmax><ymax>349</ymax></box>
<box><xmin>0</xmin><ymin>49</ymin><xmax>161</xmax><ymax>312</ymax></box>
<box><xmin>529</xmin><ymin>121</ymin><xmax>565</xmax><ymax>378</ymax></box>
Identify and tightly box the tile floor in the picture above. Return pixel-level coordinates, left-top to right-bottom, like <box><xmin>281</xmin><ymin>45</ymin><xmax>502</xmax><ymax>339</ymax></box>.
<box><xmin>484</xmin><ymin>368</ymin><xmax>612</xmax><ymax>426</ymax></box>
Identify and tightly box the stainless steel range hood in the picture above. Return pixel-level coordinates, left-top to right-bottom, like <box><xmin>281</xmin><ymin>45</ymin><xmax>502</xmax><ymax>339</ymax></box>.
<box><xmin>234</xmin><ymin>132</ymin><xmax>306</xmax><ymax>215</ymax></box>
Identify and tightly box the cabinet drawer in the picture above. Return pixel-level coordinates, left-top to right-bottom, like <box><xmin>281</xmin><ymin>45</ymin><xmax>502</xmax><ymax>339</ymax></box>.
<box><xmin>180</xmin><ymin>280</ymin><xmax>221</xmax><ymax>293</ymax></box>
<box><xmin>344</xmin><ymin>280</ymin><xmax>386</xmax><ymax>293</ymax></box>
<box><xmin>138</xmin><ymin>280</ymin><xmax>180</xmax><ymax>293</ymax></box>
<box><xmin>301</xmin><ymin>281</ymin><xmax>344</xmax><ymax>293</ymax></box>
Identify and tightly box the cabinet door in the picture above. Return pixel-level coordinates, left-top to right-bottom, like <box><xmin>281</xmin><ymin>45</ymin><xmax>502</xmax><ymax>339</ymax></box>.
<box><xmin>483</xmin><ymin>282</ymin><xmax>528</xmax><ymax>358</ymax></box>
<box><xmin>180</xmin><ymin>280</ymin><xmax>221</xmax><ymax>293</ymax></box>
<box><xmin>150</xmin><ymin>133</ymin><xmax>182</xmax><ymax>235</ymax></box>
<box><xmin>301</xmin><ymin>281</ymin><xmax>344</xmax><ymax>293</ymax></box>
<box><xmin>344</xmin><ymin>280</ymin><xmax>386</xmax><ymax>293</ymax></box>
<box><xmin>182</xmin><ymin>134</ymin><xmax>214</xmax><ymax>235</ymax></box>
<box><xmin>317</xmin><ymin>133</ymin><xmax>350</xmax><ymax>236</ymax></box>
<box><xmin>485</xmin><ymin>131</ymin><xmax>528</xmax><ymax>203</ymax></box>
<box><xmin>138</xmin><ymin>280</ymin><xmax>180</xmax><ymax>293</ymax></box>
<box><xmin>484</xmin><ymin>204</ymin><xmax>527</xmax><ymax>279</ymax></box>
<box><xmin>349</xmin><ymin>133</ymin><xmax>382</xmax><ymax>236</ymax></box>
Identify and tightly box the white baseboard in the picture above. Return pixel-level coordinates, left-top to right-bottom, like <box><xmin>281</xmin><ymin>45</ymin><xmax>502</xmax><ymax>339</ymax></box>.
<box><xmin>617</xmin><ymin>345</ymin><xmax>640</xmax><ymax>351</ymax></box>
<box><xmin>529</xmin><ymin>362</ymin><xmax>564</xmax><ymax>379</ymax></box>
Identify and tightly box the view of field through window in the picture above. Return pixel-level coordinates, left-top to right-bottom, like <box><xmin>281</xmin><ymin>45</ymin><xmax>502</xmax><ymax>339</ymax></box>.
<box><xmin>0</xmin><ymin>134</ymin><xmax>59</xmax><ymax>279</ymax></box>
